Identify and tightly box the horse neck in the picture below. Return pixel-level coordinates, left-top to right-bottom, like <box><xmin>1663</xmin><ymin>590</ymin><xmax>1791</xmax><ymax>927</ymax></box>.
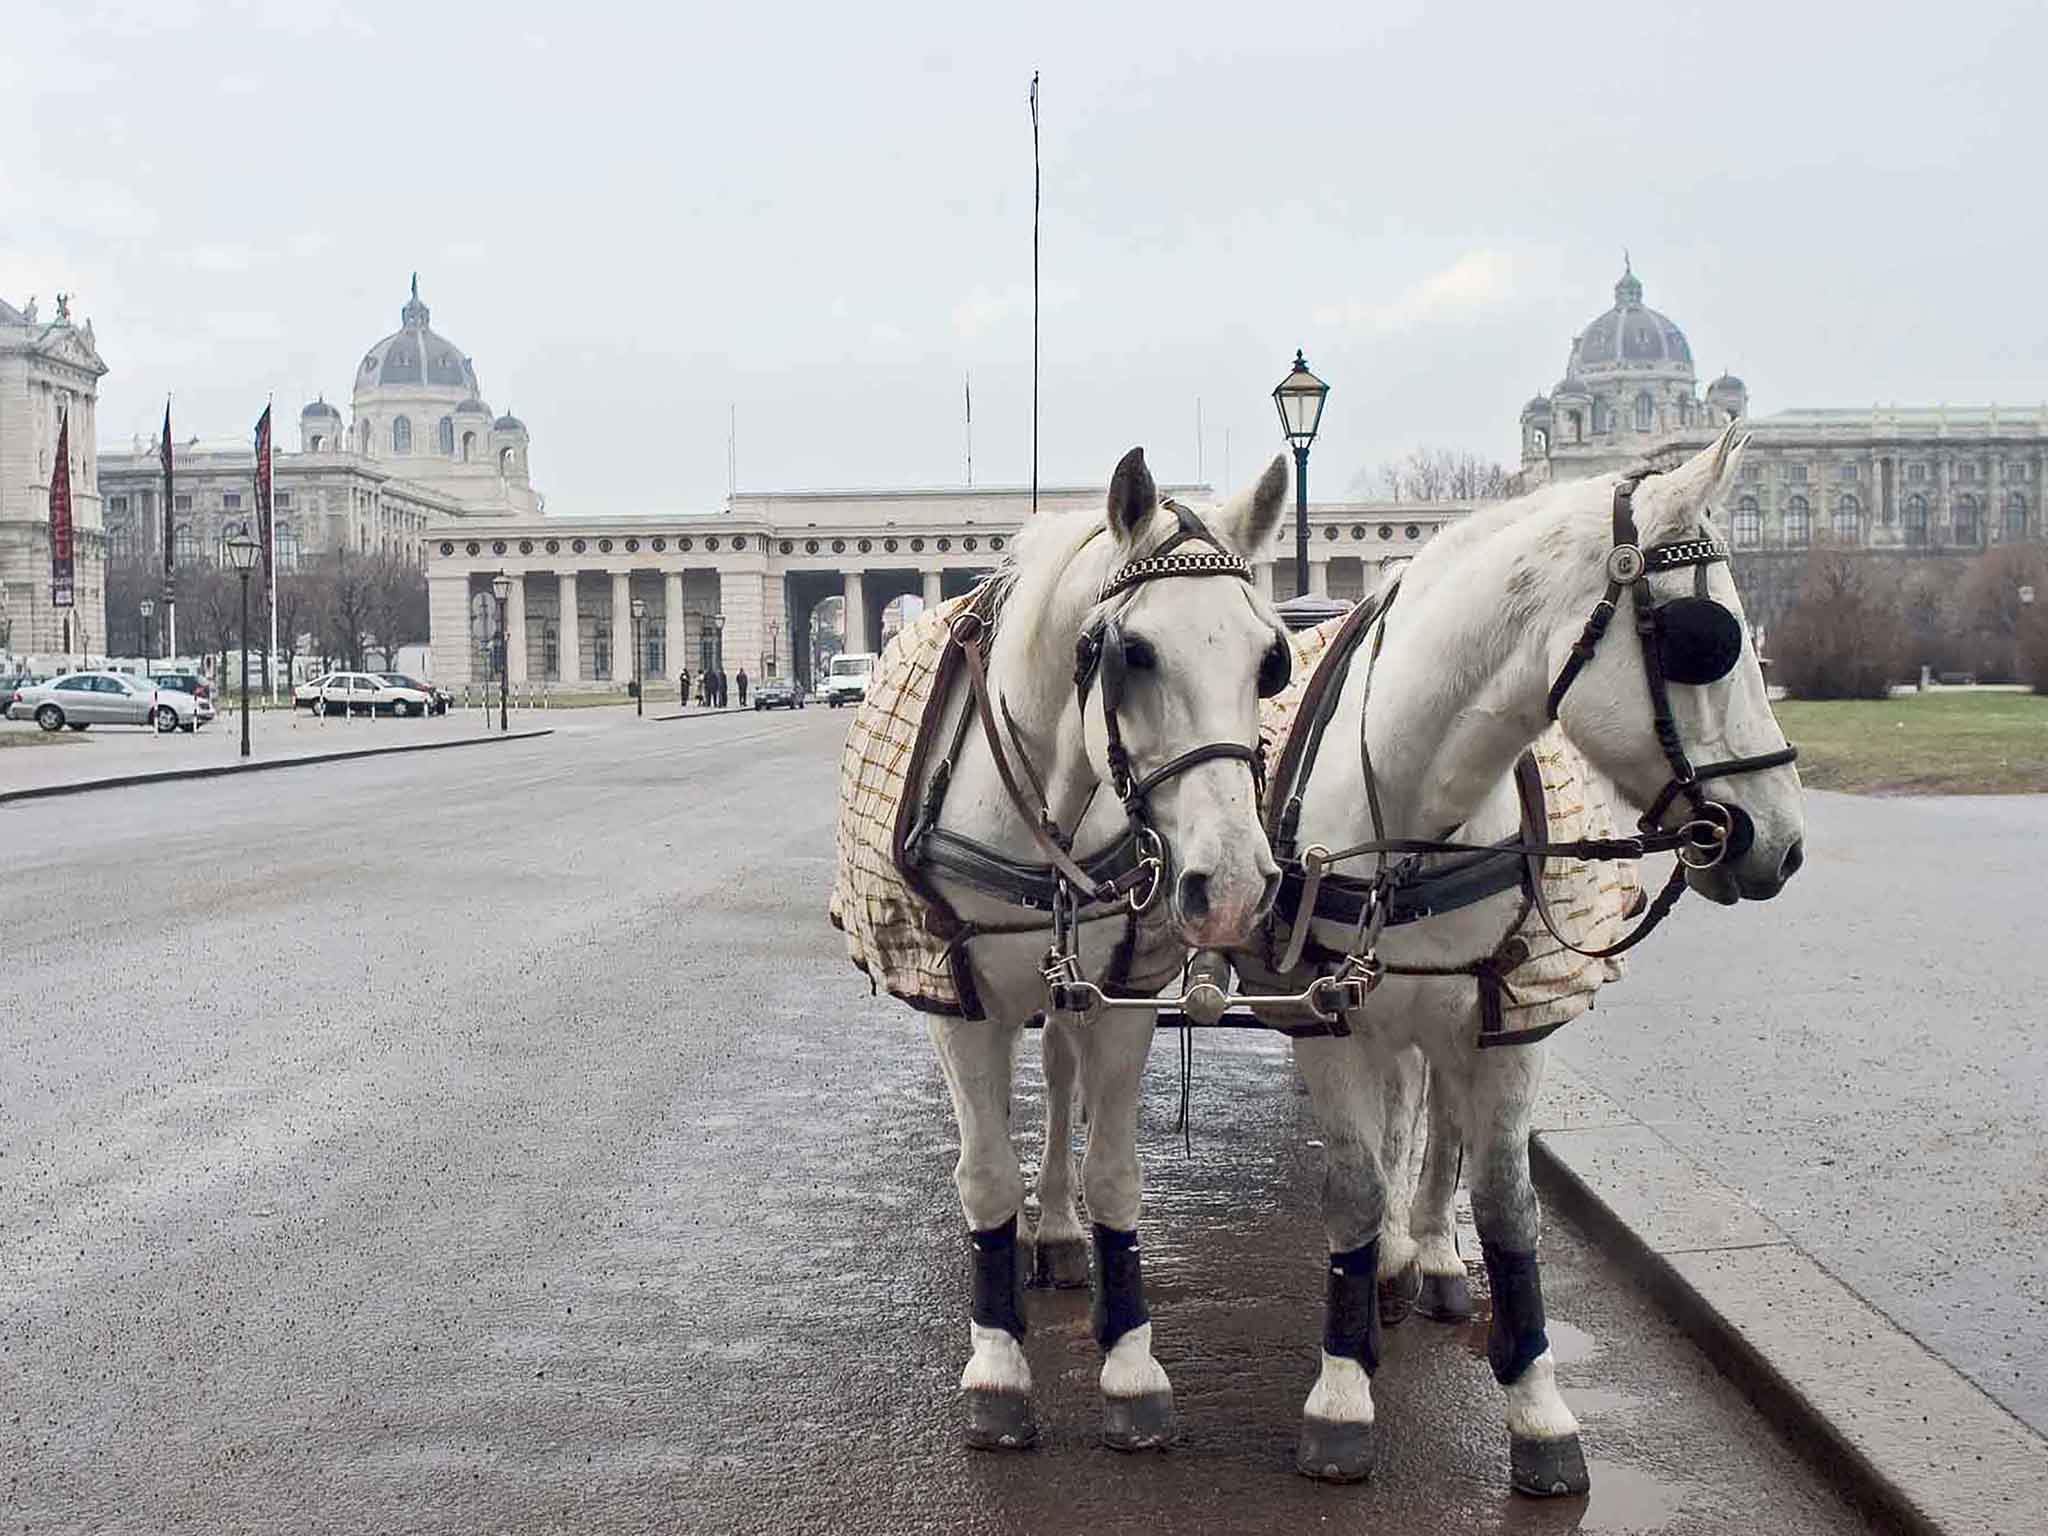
<box><xmin>1355</xmin><ymin>527</ymin><xmax>1574</xmax><ymax>840</ymax></box>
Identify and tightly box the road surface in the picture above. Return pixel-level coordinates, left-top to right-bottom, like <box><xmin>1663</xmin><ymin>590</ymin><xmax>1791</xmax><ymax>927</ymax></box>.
<box><xmin>3</xmin><ymin>710</ymin><xmax>1861</xmax><ymax>1533</ymax></box>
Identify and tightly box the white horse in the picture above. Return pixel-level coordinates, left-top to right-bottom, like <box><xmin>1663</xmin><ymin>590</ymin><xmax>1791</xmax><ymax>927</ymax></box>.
<box><xmin>894</xmin><ymin>447</ymin><xmax>1293</xmax><ymax>1450</ymax></box>
<box><xmin>1226</xmin><ymin>425</ymin><xmax>1806</xmax><ymax>1493</ymax></box>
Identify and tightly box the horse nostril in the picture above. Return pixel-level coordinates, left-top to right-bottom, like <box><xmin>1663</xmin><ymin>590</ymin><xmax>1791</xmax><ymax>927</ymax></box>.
<box><xmin>1176</xmin><ymin>871</ymin><xmax>1212</xmax><ymax>924</ymax></box>
<box><xmin>1779</xmin><ymin>838</ymin><xmax>1805</xmax><ymax>881</ymax></box>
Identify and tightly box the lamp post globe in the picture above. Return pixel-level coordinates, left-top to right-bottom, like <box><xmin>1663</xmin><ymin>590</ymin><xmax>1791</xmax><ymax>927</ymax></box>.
<box><xmin>224</xmin><ymin>530</ymin><xmax>261</xmax><ymax>758</ymax></box>
<box><xmin>139</xmin><ymin>599</ymin><xmax>155</xmax><ymax>671</ymax></box>
<box><xmin>490</xmin><ymin>573</ymin><xmax>512</xmax><ymax>732</ymax></box>
<box><xmin>1271</xmin><ymin>349</ymin><xmax>1339</xmax><ymax>631</ymax></box>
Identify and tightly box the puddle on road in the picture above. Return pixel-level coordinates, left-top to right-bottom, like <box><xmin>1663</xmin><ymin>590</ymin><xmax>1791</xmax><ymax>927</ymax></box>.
<box><xmin>1577</xmin><ymin>1457</ymin><xmax>1690</xmax><ymax>1532</ymax></box>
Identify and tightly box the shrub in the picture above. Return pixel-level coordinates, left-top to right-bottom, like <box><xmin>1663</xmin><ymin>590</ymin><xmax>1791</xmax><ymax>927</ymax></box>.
<box><xmin>1773</xmin><ymin>546</ymin><xmax>1908</xmax><ymax>699</ymax></box>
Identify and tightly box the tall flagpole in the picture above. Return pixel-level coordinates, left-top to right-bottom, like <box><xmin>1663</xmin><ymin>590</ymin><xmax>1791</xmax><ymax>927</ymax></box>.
<box><xmin>1029</xmin><ymin>71</ymin><xmax>1040</xmax><ymax>518</ymax></box>
<box><xmin>265</xmin><ymin>395</ymin><xmax>279</xmax><ymax>702</ymax></box>
<box><xmin>162</xmin><ymin>396</ymin><xmax>177</xmax><ymax>660</ymax></box>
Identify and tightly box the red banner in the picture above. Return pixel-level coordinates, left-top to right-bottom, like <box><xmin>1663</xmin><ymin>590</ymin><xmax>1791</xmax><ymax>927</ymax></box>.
<box><xmin>254</xmin><ymin>404</ymin><xmax>273</xmax><ymax>597</ymax></box>
<box><xmin>50</xmin><ymin>412</ymin><xmax>74</xmax><ymax>607</ymax></box>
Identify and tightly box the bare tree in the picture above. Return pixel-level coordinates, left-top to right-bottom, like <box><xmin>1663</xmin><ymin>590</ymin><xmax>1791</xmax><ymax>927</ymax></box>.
<box><xmin>1355</xmin><ymin>448</ymin><xmax>1513</xmax><ymax>503</ymax></box>
<box><xmin>361</xmin><ymin>555</ymin><xmax>430</xmax><ymax>670</ymax></box>
<box><xmin>1961</xmin><ymin>544</ymin><xmax>2048</xmax><ymax>682</ymax></box>
<box><xmin>1774</xmin><ymin>546</ymin><xmax>1908</xmax><ymax>699</ymax></box>
<box><xmin>315</xmin><ymin>548</ymin><xmax>374</xmax><ymax>671</ymax></box>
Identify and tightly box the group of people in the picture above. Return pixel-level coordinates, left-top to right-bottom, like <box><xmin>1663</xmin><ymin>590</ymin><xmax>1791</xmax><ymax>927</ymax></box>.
<box><xmin>677</xmin><ymin>667</ymin><xmax>748</xmax><ymax>708</ymax></box>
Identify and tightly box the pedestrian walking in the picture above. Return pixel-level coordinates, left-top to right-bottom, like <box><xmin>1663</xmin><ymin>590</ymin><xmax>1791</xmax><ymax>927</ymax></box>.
<box><xmin>678</xmin><ymin>668</ymin><xmax>691</xmax><ymax>709</ymax></box>
<box><xmin>736</xmin><ymin>668</ymin><xmax>749</xmax><ymax>707</ymax></box>
<box><xmin>716</xmin><ymin>670</ymin><xmax>729</xmax><ymax>708</ymax></box>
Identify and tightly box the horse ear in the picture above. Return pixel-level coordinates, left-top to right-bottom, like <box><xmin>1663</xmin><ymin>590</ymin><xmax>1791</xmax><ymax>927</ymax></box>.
<box><xmin>1106</xmin><ymin>447</ymin><xmax>1157</xmax><ymax>544</ymax></box>
<box><xmin>1210</xmin><ymin>454</ymin><xmax>1290</xmax><ymax>555</ymax></box>
<box><xmin>1648</xmin><ymin>421</ymin><xmax>1748</xmax><ymax>535</ymax></box>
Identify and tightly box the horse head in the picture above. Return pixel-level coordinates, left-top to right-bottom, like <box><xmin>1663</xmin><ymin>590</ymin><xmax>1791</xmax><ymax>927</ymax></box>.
<box><xmin>1545</xmin><ymin>424</ymin><xmax>1805</xmax><ymax>902</ymax></box>
<box><xmin>1078</xmin><ymin>447</ymin><xmax>1292</xmax><ymax>944</ymax></box>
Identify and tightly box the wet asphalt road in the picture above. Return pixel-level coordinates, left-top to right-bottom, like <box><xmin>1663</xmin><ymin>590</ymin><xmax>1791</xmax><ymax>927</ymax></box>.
<box><xmin>3</xmin><ymin>712</ymin><xmax>1860</xmax><ymax>1534</ymax></box>
<box><xmin>1558</xmin><ymin>789</ymin><xmax>2048</xmax><ymax>1438</ymax></box>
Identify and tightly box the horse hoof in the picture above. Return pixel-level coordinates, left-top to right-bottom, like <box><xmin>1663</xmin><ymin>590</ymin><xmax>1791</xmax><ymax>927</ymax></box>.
<box><xmin>1416</xmin><ymin>1270</ymin><xmax>1476</xmax><ymax>1322</ymax></box>
<box><xmin>1102</xmin><ymin>1391</ymin><xmax>1175</xmax><ymax>1451</ymax></box>
<box><xmin>1296</xmin><ymin>1415</ymin><xmax>1377</xmax><ymax>1483</ymax></box>
<box><xmin>1378</xmin><ymin>1262</ymin><xmax>1422</xmax><ymax>1326</ymax></box>
<box><xmin>1032</xmin><ymin>1235</ymin><xmax>1091</xmax><ymax>1290</ymax></box>
<box><xmin>1511</xmin><ymin>1432</ymin><xmax>1590</xmax><ymax>1497</ymax></box>
<box><xmin>963</xmin><ymin>1389</ymin><xmax>1039</xmax><ymax>1451</ymax></box>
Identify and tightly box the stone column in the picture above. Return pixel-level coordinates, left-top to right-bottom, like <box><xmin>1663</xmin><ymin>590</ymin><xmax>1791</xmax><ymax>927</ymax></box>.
<box><xmin>922</xmin><ymin>569</ymin><xmax>944</xmax><ymax>610</ymax></box>
<box><xmin>1309</xmin><ymin>559</ymin><xmax>1331</xmax><ymax>598</ymax></box>
<box><xmin>557</xmin><ymin>571</ymin><xmax>581</xmax><ymax>684</ymax></box>
<box><xmin>664</xmin><ymin>571</ymin><xmax>685</xmax><ymax>685</ymax></box>
<box><xmin>428</xmin><ymin>572</ymin><xmax>472</xmax><ymax>685</ymax></box>
<box><xmin>610</xmin><ymin>570</ymin><xmax>632</xmax><ymax>687</ymax></box>
<box><xmin>720</xmin><ymin>571</ymin><xmax>765</xmax><ymax>680</ymax></box>
<box><xmin>505</xmin><ymin>573</ymin><xmax>528</xmax><ymax>685</ymax></box>
<box><xmin>843</xmin><ymin>570</ymin><xmax>868</xmax><ymax>655</ymax></box>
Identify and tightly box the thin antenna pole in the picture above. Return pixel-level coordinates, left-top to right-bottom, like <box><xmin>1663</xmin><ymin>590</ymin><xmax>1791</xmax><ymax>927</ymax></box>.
<box><xmin>1224</xmin><ymin>428</ymin><xmax>1232</xmax><ymax>495</ymax></box>
<box><xmin>1030</xmin><ymin>70</ymin><xmax>1040</xmax><ymax>517</ymax></box>
<box><xmin>727</xmin><ymin>404</ymin><xmax>736</xmax><ymax>498</ymax></box>
<box><xmin>1196</xmin><ymin>397</ymin><xmax>1204</xmax><ymax>483</ymax></box>
<box><xmin>965</xmin><ymin>374</ymin><xmax>973</xmax><ymax>486</ymax></box>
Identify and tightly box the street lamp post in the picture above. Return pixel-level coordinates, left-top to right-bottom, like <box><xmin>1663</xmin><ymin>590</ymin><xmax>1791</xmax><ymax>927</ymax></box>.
<box><xmin>1272</xmin><ymin>349</ymin><xmax>1331</xmax><ymax>604</ymax></box>
<box><xmin>711</xmin><ymin>612</ymin><xmax>727</xmax><ymax>706</ymax></box>
<box><xmin>224</xmin><ymin>531</ymin><xmax>260</xmax><ymax>759</ymax></box>
<box><xmin>139</xmin><ymin>599</ymin><xmax>155</xmax><ymax>672</ymax></box>
<box><xmin>630</xmin><ymin>596</ymin><xmax>646</xmax><ymax>718</ymax></box>
<box><xmin>491</xmin><ymin>573</ymin><xmax>511</xmax><ymax>732</ymax></box>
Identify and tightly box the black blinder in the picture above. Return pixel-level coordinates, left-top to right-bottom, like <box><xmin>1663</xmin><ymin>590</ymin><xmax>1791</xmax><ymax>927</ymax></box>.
<box><xmin>1654</xmin><ymin>597</ymin><xmax>1744</xmax><ymax>686</ymax></box>
<box><xmin>1257</xmin><ymin>637</ymin><xmax>1292</xmax><ymax>699</ymax></box>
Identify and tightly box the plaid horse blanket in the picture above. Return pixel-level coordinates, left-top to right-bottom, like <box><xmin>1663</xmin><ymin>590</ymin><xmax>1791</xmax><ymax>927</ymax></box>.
<box><xmin>1260</xmin><ymin>614</ymin><xmax>1640</xmax><ymax>1039</ymax></box>
<box><xmin>830</xmin><ymin>589</ymin><xmax>990</xmax><ymax>1017</ymax></box>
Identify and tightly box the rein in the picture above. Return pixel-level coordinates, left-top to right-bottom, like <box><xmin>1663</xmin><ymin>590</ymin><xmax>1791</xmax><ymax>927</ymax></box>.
<box><xmin>1260</xmin><ymin>466</ymin><xmax>1802</xmax><ymax>1046</ymax></box>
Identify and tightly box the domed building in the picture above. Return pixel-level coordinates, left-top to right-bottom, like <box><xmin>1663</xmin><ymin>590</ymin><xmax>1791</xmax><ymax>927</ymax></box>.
<box><xmin>98</xmin><ymin>276</ymin><xmax>545</xmax><ymax>627</ymax></box>
<box><xmin>1520</xmin><ymin>262</ymin><xmax>1730</xmax><ymax>475</ymax></box>
<box><xmin>1514</xmin><ymin>260</ymin><xmax>2046</xmax><ymax>635</ymax></box>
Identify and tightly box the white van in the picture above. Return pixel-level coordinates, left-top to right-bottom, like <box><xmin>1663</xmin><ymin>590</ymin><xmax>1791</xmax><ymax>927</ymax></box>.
<box><xmin>824</xmin><ymin>652</ymin><xmax>878</xmax><ymax>707</ymax></box>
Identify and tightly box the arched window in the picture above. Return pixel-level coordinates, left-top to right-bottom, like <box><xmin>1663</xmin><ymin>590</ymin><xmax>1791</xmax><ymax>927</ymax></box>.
<box><xmin>1634</xmin><ymin>393</ymin><xmax>1655</xmax><ymax>432</ymax></box>
<box><xmin>1833</xmin><ymin>495</ymin><xmax>1860</xmax><ymax>543</ymax></box>
<box><xmin>1569</xmin><ymin>411</ymin><xmax>1583</xmax><ymax>444</ymax></box>
<box><xmin>108</xmin><ymin>523</ymin><xmax>135</xmax><ymax>563</ymax></box>
<box><xmin>1784</xmin><ymin>496</ymin><xmax>1811</xmax><ymax>546</ymax></box>
<box><xmin>500</xmin><ymin>446</ymin><xmax>516</xmax><ymax>474</ymax></box>
<box><xmin>2006</xmin><ymin>493</ymin><xmax>2030</xmax><ymax>541</ymax></box>
<box><xmin>310</xmin><ymin>433</ymin><xmax>326</xmax><ymax>453</ymax></box>
<box><xmin>1904</xmin><ymin>495</ymin><xmax>1928</xmax><ymax>545</ymax></box>
<box><xmin>357</xmin><ymin>419</ymin><xmax>372</xmax><ymax>455</ymax></box>
<box><xmin>438</xmin><ymin>416</ymin><xmax>455</xmax><ymax>456</ymax></box>
<box><xmin>462</xmin><ymin>430</ymin><xmax>476</xmax><ymax>463</ymax></box>
<box><xmin>276</xmin><ymin>522</ymin><xmax>301</xmax><ymax>571</ymax></box>
<box><xmin>393</xmin><ymin>416</ymin><xmax>412</xmax><ymax>454</ymax></box>
<box><xmin>1732</xmin><ymin>497</ymin><xmax>1761</xmax><ymax>547</ymax></box>
<box><xmin>1954</xmin><ymin>495</ymin><xmax>1980</xmax><ymax>545</ymax></box>
<box><xmin>173</xmin><ymin>524</ymin><xmax>199</xmax><ymax>566</ymax></box>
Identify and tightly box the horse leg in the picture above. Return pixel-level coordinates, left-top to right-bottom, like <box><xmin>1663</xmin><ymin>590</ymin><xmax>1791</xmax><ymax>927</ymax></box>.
<box><xmin>928</xmin><ymin>1014</ymin><xmax>1037</xmax><ymax>1450</ymax></box>
<box><xmin>1031</xmin><ymin>1014</ymin><xmax>1090</xmax><ymax>1288</ymax></box>
<box><xmin>1374</xmin><ymin>1046</ymin><xmax>1426</xmax><ymax>1324</ymax></box>
<box><xmin>1412</xmin><ymin>1057</ymin><xmax>1475</xmax><ymax>1322</ymax></box>
<box><xmin>1461</xmin><ymin>1047</ymin><xmax>1589</xmax><ymax>1497</ymax></box>
<box><xmin>1292</xmin><ymin>1032</ymin><xmax>1393</xmax><ymax>1484</ymax></box>
<box><xmin>1076</xmin><ymin>1012</ymin><xmax>1174</xmax><ymax>1450</ymax></box>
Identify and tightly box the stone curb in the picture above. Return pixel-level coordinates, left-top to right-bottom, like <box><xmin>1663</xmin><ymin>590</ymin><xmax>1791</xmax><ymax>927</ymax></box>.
<box><xmin>0</xmin><ymin>729</ymin><xmax>555</xmax><ymax>806</ymax></box>
<box><xmin>1530</xmin><ymin>1057</ymin><xmax>2048</xmax><ymax>1536</ymax></box>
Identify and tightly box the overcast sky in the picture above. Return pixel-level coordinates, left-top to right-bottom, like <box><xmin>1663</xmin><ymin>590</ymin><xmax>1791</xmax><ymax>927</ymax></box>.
<box><xmin>7</xmin><ymin>0</ymin><xmax>2044</xmax><ymax>514</ymax></box>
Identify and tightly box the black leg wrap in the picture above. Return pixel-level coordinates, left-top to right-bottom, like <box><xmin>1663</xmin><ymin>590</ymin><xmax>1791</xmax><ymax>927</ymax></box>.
<box><xmin>1090</xmin><ymin>1224</ymin><xmax>1149</xmax><ymax>1351</ymax></box>
<box><xmin>1481</xmin><ymin>1241</ymin><xmax>1548</xmax><ymax>1386</ymax></box>
<box><xmin>971</xmin><ymin>1217</ymin><xmax>1025</xmax><ymax>1339</ymax></box>
<box><xmin>1323</xmin><ymin>1239</ymin><xmax>1382</xmax><ymax>1373</ymax></box>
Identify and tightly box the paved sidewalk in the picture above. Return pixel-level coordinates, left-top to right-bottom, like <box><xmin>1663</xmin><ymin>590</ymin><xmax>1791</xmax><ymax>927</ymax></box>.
<box><xmin>1555</xmin><ymin>789</ymin><xmax>2048</xmax><ymax>1437</ymax></box>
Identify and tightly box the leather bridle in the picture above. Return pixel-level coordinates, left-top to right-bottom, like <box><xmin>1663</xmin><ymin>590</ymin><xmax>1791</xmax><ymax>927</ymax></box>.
<box><xmin>1544</xmin><ymin>467</ymin><xmax>1799</xmax><ymax>874</ymax></box>
<box><xmin>913</xmin><ymin>499</ymin><xmax>1276</xmax><ymax>926</ymax></box>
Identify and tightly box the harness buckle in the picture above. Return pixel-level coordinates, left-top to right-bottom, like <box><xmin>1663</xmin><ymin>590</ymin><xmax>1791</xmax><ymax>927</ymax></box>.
<box><xmin>1125</xmin><ymin>826</ymin><xmax>1166</xmax><ymax>914</ymax></box>
<box><xmin>1676</xmin><ymin>803</ymin><xmax>1735</xmax><ymax>869</ymax></box>
<box><xmin>948</xmin><ymin>609</ymin><xmax>987</xmax><ymax>649</ymax></box>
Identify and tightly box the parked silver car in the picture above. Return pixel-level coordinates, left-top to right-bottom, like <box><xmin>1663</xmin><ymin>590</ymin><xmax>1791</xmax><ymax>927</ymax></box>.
<box><xmin>6</xmin><ymin>671</ymin><xmax>196</xmax><ymax>733</ymax></box>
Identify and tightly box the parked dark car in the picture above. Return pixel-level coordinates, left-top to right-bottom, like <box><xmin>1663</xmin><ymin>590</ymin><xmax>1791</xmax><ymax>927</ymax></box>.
<box><xmin>752</xmin><ymin>676</ymin><xmax>805</xmax><ymax>710</ymax></box>
<box><xmin>378</xmin><ymin>673</ymin><xmax>451</xmax><ymax>715</ymax></box>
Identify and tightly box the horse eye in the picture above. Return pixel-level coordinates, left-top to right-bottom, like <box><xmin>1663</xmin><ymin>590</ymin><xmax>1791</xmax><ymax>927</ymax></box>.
<box><xmin>1121</xmin><ymin>636</ymin><xmax>1157</xmax><ymax>671</ymax></box>
<box><xmin>1257</xmin><ymin>639</ymin><xmax>1292</xmax><ymax>699</ymax></box>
